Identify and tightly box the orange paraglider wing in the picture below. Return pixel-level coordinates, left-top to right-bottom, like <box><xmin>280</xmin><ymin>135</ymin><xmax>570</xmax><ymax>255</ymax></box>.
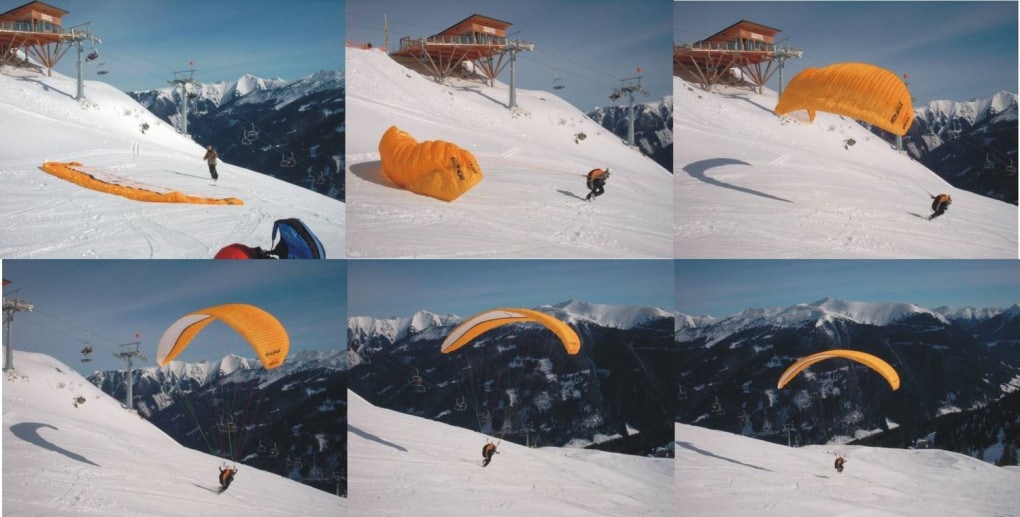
<box><xmin>775</xmin><ymin>63</ymin><xmax>914</xmax><ymax>136</ymax></box>
<box><xmin>156</xmin><ymin>304</ymin><xmax>289</xmax><ymax>369</ymax></box>
<box><xmin>777</xmin><ymin>349</ymin><xmax>900</xmax><ymax>390</ymax></box>
<box><xmin>440</xmin><ymin>308</ymin><xmax>581</xmax><ymax>355</ymax></box>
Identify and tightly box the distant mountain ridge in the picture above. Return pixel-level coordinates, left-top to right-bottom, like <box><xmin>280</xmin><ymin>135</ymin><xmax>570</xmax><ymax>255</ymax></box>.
<box><xmin>348</xmin><ymin>300</ymin><xmax>678</xmax><ymax>455</ymax></box>
<box><xmin>676</xmin><ymin>297</ymin><xmax>1020</xmax><ymax>453</ymax></box>
<box><xmin>587</xmin><ymin>96</ymin><xmax>673</xmax><ymax>171</ymax></box>
<box><xmin>902</xmin><ymin>91</ymin><xmax>1018</xmax><ymax>204</ymax></box>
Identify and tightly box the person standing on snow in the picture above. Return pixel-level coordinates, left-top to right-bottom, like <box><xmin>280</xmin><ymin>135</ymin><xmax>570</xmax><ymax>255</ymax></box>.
<box><xmin>834</xmin><ymin>455</ymin><xmax>846</xmax><ymax>473</ymax></box>
<box><xmin>219</xmin><ymin>464</ymin><xmax>238</xmax><ymax>491</ymax></box>
<box><xmin>928</xmin><ymin>193</ymin><xmax>951</xmax><ymax>220</ymax></box>
<box><xmin>585</xmin><ymin>167</ymin><xmax>611</xmax><ymax>201</ymax></box>
<box><xmin>203</xmin><ymin>145</ymin><xmax>219</xmax><ymax>181</ymax></box>
<box><xmin>482</xmin><ymin>441</ymin><xmax>499</xmax><ymax>467</ymax></box>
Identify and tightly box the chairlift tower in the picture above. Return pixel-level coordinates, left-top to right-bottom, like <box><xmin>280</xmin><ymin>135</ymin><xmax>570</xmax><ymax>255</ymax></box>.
<box><xmin>114</xmin><ymin>341</ymin><xmax>147</xmax><ymax>410</ymax></box>
<box><xmin>612</xmin><ymin>76</ymin><xmax>650</xmax><ymax>147</ymax></box>
<box><xmin>69</xmin><ymin>23</ymin><xmax>101</xmax><ymax>101</ymax></box>
<box><xmin>2</xmin><ymin>289</ymin><xmax>33</xmax><ymax>372</ymax></box>
<box><xmin>169</xmin><ymin>70</ymin><xmax>199</xmax><ymax>136</ymax></box>
<box><xmin>505</xmin><ymin>37</ymin><xmax>534</xmax><ymax>109</ymax></box>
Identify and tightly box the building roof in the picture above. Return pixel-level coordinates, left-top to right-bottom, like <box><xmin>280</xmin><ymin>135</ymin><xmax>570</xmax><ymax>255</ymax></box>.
<box><xmin>435</xmin><ymin>13</ymin><xmax>512</xmax><ymax>37</ymax></box>
<box><xmin>701</xmin><ymin>19</ymin><xmax>781</xmax><ymax>43</ymax></box>
<box><xmin>1</xmin><ymin>1</ymin><xmax>69</xmax><ymax>19</ymax></box>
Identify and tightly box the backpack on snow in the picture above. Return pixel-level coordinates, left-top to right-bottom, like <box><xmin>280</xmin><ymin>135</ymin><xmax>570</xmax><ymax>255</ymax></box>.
<box><xmin>268</xmin><ymin>218</ymin><xmax>325</xmax><ymax>259</ymax></box>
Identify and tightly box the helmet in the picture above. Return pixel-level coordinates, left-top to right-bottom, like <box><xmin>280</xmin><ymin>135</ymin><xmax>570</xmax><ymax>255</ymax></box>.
<box><xmin>214</xmin><ymin>243</ymin><xmax>259</xmax><ymax>259</ymax></box>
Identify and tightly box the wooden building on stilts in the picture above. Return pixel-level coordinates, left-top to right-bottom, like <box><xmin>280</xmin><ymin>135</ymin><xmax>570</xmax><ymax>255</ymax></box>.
<box><xmin>390</xmin><ymin>14</ymin><xmax>526</xmax><ymax>86</ymax></box>
<box><xmin>674</xmin><ymin>20</ymin><xmax>801</xmax><ymax>93</ymax></box>
<box><xmin>0</xmin><ymin>1</ymin><xmax>76</xmax><ymax>74</ymax></box>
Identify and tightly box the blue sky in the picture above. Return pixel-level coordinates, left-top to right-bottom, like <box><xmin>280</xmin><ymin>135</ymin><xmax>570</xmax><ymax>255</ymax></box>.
<box><xmin>1</xmin><ymin>260</ymin><xmax>346</xmax><ymax>376</ymax></box>
<box><xmin>347</xmin><ymin>260</ymin><xmax>675</xmax><ymax>319</ymax></box>
<box><xmin>676</xmin><ymin>260</ymin><xmax>1020</xmax><ymax>317</ymax></box>
<box><xmin>346</xmin><ymin>0</ymin><xmax>673</xmax><ymax>111</ymax></box>
<box><xmin>13</xmin><ymin>0</ymin><xmax>343</xmax><ymax>92</ymax></box>
<box><xmin>674</xmin><ymin>1</ymin><xmax>1018</xmax><ymax>104</ymax></box>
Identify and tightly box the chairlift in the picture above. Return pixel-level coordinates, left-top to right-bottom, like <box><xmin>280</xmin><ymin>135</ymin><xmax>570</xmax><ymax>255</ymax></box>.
<box><xmin>608</xmin><ymin>90</ymin><xmax>622</xmax><ymax>102</ymax></box>
<box><xmin>1006</xmin><ymin>159</ymin><xmax>1016</xmax><ymax>176</ymax></box>
<box><xmin>80</xmin><ymin>345</ymin><xmax>93</xmax><ymax>362</ymax></box>
<box><xmin>96</xmin><ymin>61</ymin><xmax>109</xmax><ymax>75</ymax></box>
<box><xmin>245</xmin><ymin>124</ymin><xmax>259</xmax><ymax>141</ymax></box>
<box><xmin>217</xmin><ymin>418</ymin><xmax>237</xmax><ymax>433</ymax></box>
<box><xmin>455</xmin><ymin>397</ymin><xmax>467</xmax><ymax>412</ymax></box>
<box><xmin>241</xmin><ymin>135</ymin><xmax>252</xmax><ymax>146</ymax></box>
<box><xmin>281</xmin><ymin>152</ymin><xmax>296</xmax><ymax>168</ymax></box>
<box><xmin>258</xmin><ymin>440</ymin><xmax>267</xmax><ymax>453</ymax></box>
<box><xmin>269</xmin><ymin>445</ymin><xmax>279</xmax><ymax>457</ymax></box>
<box><xmin>711</xmin><ymin>397</ymin><xmax>725</xmax><ymax>416</ymax></box>
<box><xmin>984</xmin><ymin>154</ymin><xmax>995</xmax><ymax>170</ymax></box>
<box><xmin>410</xmin><ymin>369</ymin><xmax>423</xmax><ymax>386</ymax></box>
<box><xmin>552</xmin><ymin>70</ymin><xmax>565</xmax><ymax>90</ymax></box>
<box><xmin>676</xmin><ymin>385</ymin><xmax>687</xmax><ymax>400</ymax></box>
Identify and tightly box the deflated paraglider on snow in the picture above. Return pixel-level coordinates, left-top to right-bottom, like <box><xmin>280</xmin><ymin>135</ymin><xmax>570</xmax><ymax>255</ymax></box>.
<box><xmin>777</xmin><ymin>349</ymin><xmax>900</xmax><ymax>391</ymax></box>
<box><xmin>378</xmin><ymin>125</ymin><xmax>483</xmax><ymax>202</ymax></box>
<box><xmin>774</xmin><ymin>62</ymin><xmax>914</xmax><ymax>136</ymax></box>
<box><xmin>156</xmin><ymin>303</ymin><xmax>289</xmax><ymax>369</ymax></box>
<box><xmin>440</xmin><ymin>308</ymin><xmax>581</xmax><ymax>355</ymax></box>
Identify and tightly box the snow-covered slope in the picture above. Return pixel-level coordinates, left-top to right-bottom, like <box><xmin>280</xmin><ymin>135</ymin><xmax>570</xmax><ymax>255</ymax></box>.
<box><xmin>2</xmin><ymin>351</ymin><xmax>344</xmax><ymax>516</ymax></box>
<box><xmin>674</xmin><ymin>78</ymin><xmax>1017</xmax><ymax>258</ymax></box>
<box><xmin>345</xmin><ymin>48</ymin><xmax>672</xmax><ymax>258</ymax></box>
<box><xmin>0</xmin><ymin>66</ymin><xmax>343</xmax><ymax>258</ymax></box>
<box><xmin>347</xmin><ymin>310</ymin><xmax>461</xmax><ymax>345</ymax></box>
<box><xmin>676</xmin><ymin>423</ymin><xmax>1019</xmax><ymax>516</ymax></box>
<box><xmin>348</xmin><ymin>389</ymin><xmax>672</xmax><ymax>516</ymax></box>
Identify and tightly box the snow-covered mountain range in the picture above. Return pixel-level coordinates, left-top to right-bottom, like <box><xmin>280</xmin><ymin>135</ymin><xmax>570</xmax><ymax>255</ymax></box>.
<box><xmin>903</xmin><ymin>91</ymin><xmax>1018</xmax><ymax>205</ymax></box>
<box><xmin>4</xmin><ymin>351</ymin><xmax>345</xmax><ymax>515</ymax></box>
<box><xmin>676</xmin><ymin>297</ymin><xmax>1020</xmax><ymax>451</ymax></box>
<box><xmin>348</xmin><ymin>300</ymin><xmax>677</xmax><ymax>455</ymax></box>
<box><xmin>587</xmin><ymin>96</ymin><xmax>673</xmax><ymax>171</ymax></box>
<box><xmin>345</xmin><ymin>47</ymin><xmax>672</xmax><ymax>258</ymax></box>
<box><xmin>674</xmin><ymin>77</ymin><xmax>1017</xmax><ymax>258</ymax></box>
<box><xmin>130</xmin><ymin>71</ymin><xmax>345</xmax><ymax>200</ymax></box>
<box><xmin>0</xmin><ymin>63</ymin><xmax>344</xmax><ymax>258</ymax></box>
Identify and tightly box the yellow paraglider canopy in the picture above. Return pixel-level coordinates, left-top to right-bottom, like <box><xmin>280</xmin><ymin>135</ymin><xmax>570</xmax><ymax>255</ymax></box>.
<box><xmin>440</xmin><ymin>308</ymin><xmax>581</xmax><ymax>355</ymax></box>
<box><xmin>777</xmin><ymin>349</ymin><xmax>900</xmax><ymax>390</ymax></box>
<box><xmin>156</xmin><ymin>303</ymin><xmax>289</xmax><ymax>369</ymax></box>
<box><xmin>775</xmin><ymin>62</ymin><xmax>914</xmax><ymax>136</ymax></box>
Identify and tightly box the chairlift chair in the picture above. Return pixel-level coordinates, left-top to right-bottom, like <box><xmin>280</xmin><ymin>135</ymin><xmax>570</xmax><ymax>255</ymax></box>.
<box><xmin>85</xmin><ymin>50</ymin><xmax>99</xmax><ymax>63</ymax></box>
<box><xmin>258</xmin><ymin>440</ymin><xmax>267</xmax><ymax>453</ymax></box>
<box><xmin>245</xmin><ymin>124</ymin><xmax>259</xmax><ymax>141</ymax></box>
<box><xmin>281</xmin><ymin>152</ymin><xmax>296</xmax><ymax>168</ymax></box>
<box><xmin>96</xmin><ymin>62</ymin><xmax>109</xmax><ymax>75</ymax></box>
<box><xmin>711</xmin><ymin>397</ymin><xmax>725</xmax><ymax>416</ymax></box>
<box><xmin>269</xmin><ymin>445</ymin><xmax>279</xmax><ymax>457</ymax></box>
<box><xmin>985</xmin><ymin>154</ymin><xmax>995</xmax><ymax>170</ymax></box>
<box><xmin>552</xmin><ymin>71</ymin><xmax>564</xmax><ymax>90</ymax></box>
<box><xmin>410</xmin><ymin>369</ymin><xmax>423</xmax><ymax>386</ymax></box>
<box><xmin>80</xmin><ymin>345</ymin><xmax>93</xmax><ymax>362</ymax></box>
<box><xmin>1006</xmin><ymin>159</ymin><xmax>1016</xmax><ymax>176</ymax></box>
<box><xmin>455</xmin><ymin>397</ymin><xmax>467</xmax><ymax>412</ymax></box>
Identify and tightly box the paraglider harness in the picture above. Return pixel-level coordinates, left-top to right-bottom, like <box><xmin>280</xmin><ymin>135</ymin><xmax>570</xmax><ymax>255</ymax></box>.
<box><xmin>219</xmin><ymin>464</ymin><xmax>238</xmax><ymax>491</ymax></box>
<box><xmin>482</xmin><ymin>442</ymin><xmax>499</xmax><ymax>467</ymax></box>
<box><xmin>929</xmin><ymin>194</ymin><xmax>951</xmax><ymax>220</ymax></box>
<box><xmin>214</xmin><ymin>218</ymin><xmax>325</xmax><ymax>259</ymax></box>
<box><xmin>585</xmin><ymin>169</ymin><xmax>610</xmax><ymax>201</ymax></box>
<box><xmin>834</xmin><ymin>455</ymin><xmax>846</xmax><ymax>473</ymax></box>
